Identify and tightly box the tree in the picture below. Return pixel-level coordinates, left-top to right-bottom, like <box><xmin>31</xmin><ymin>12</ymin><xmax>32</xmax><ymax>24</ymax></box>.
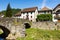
<box><xmin>5</xmin><ymin>3</ymin><xmax>12</xmax><ymax>17</ymax></box>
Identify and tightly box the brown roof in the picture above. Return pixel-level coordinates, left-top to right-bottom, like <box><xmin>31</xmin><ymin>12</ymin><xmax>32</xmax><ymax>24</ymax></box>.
<box><xmin>21</xmin><ymin>7</ymin><xmax>38</xmax><ymax>13</ymax></box>
<box><xmin>53</xmin><ymin>4</ymin><xmax>60</xmax><ymax>11</ymax></box>
<box><xmin>15</xmin><ymin>7</ymin><xmax>38</xmax><ymax>16</ymax></box>
<box><xmin>40</xmin><ymin>7</ymin><xmax>51</xmax><ymax>11</ymax></box>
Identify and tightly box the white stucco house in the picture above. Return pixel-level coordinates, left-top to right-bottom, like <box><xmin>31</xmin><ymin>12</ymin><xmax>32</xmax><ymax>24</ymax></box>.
<box><xmin>52</xmin><ymin>4</ymin><xmax>60</xmax><ymax>22</ymax></box>
<box><xmin>15</xmin><ymin>7</ymin><xmax>38</xmax><ymax>22</ymax></box>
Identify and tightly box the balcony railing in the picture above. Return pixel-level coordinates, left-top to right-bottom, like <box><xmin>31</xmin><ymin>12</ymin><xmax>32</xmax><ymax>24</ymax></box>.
<box><xmin>54</xmin><ymin>16</ymin><xmax>60</xmax><ymax>19</ymax></box>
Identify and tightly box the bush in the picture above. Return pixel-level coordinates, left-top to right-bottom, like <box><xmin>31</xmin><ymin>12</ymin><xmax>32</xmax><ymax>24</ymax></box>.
<box><xmin>37</xmin><ymin>14</ymin><xmax>52</xmax><ymax>21</ymax></box>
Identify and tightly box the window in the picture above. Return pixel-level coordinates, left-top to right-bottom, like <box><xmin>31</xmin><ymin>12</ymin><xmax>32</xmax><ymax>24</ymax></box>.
<box><xmin>23</xmin><ymin>13</ymin><xmax>25</xmax><ymax>14</ymax></box>
<box><xmin>56</xmin><ymin>14</ymin><xmax>58</xmax><ymax>15</ymax></box>
<box><xmin>27</xmin><ymin>12</ymin><xmax>28</xmax><ymax>14</ymax></box>
<box><xmin>20</xmin><ymin>14</ymin><xmax>21</xmax><ymax>16</ymax></box>
<box><xmin>31</xmin><ymin>12</ymin><xmax>32</xmax><ymax>14</ymax></box>
<box><xmin>44</xmin><ymin>11</ymin><xmax>46</xmax><ymax>14</ymax></box>
<box><xmin>31</xmin><ymin>16</ymin><xmax>32</xmax><ymax>18</ymax></box>
<box><xmin>48</xmin><ymin>11</ymin><xmax>49</xmax><ymax>13</ymax></box>
<box><xmin>26</xmin><ymin>15</ymin><xmax>29</xmax><ymax>19</ymax></box>
<box><xmin>31</xmin><ymin>20</ymin><xmax>32</xmax><ymax>21</ymax></box>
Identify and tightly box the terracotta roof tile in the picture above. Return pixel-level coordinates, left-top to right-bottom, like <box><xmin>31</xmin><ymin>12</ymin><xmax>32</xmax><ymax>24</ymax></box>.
<box><xmin>15</xmin><ymin>7</ymin><xmax>38</xmax><ymax>16</ymax></box>
<box><xmin>21</xmin><ymin>7</ymin><xmax>38</xmax><ymax>13</ymax></box>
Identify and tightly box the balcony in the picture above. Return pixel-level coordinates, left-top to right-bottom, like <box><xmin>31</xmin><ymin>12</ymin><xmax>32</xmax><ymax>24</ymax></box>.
<box><xmin>54</xmin><ymin>16</ymin><xmax>60</xmax><ymax>19</ymax></box>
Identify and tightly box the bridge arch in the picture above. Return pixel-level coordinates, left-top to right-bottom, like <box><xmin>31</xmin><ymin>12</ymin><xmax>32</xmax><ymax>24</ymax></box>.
<box><xmin>24</xmin><ymin>22</ymin><xmax>31</xmax><ymax>29</ymax></box>
<box><xmin>0</xmin><ymin>25</ymin><xmax>10</xmax><ymax>38</ymax></box>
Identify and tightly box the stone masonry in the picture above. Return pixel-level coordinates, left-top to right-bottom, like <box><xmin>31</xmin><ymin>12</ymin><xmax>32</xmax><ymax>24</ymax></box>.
<box><xmin>0</xmin><ymin>18</ymin><xmax>60</xmax><ymax>39</ymax></box>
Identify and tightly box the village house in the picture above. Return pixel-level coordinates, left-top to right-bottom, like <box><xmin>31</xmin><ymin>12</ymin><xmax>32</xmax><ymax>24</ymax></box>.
<box><xmin>38</xmin><ymin>7</ymin><xmax>52</xmax><ymax>14</ymax></box>
<box><xmin>15</xmin><ymin>7</ymin><xmax>38</xmax><ymax>22</ymax></box>
<box><xmin>52</xmin><ymin>4</ymin><xmax>60</xmax><ymax>22</ymax></box>
<box><xmin>15</xmin><ymin>4</ymin><xmax>60</xmax><ymax>22</ymax></box>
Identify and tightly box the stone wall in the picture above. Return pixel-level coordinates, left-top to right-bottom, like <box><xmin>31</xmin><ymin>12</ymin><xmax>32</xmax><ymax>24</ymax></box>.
<box><xmin>31</xmin><ymin>22</ymin><xmax>60</xmax><ymax>30</ymax></box>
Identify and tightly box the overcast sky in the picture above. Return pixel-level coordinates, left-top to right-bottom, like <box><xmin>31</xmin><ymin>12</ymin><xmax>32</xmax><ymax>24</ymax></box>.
<box><xmin>0</xmin><ymin>0</ymin><xmax>60</xmax><ymax>11</ymax></box>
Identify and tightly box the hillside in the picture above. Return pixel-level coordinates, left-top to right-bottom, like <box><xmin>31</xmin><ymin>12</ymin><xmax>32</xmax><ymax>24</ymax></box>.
<box><xmin>0</xmin><ymin>9</ymin><xmax>21</xmax><ymax>16</ymax></box>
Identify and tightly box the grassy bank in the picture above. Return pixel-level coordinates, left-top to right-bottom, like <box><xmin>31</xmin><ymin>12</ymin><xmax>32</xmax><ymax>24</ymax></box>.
<box><xmin>16</xmin><ymin>28</ymin><xmax>60</xmax><ymax>40</ymax></box>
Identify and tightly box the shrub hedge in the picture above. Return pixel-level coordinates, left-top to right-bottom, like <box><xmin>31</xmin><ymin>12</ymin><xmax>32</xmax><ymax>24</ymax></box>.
<box><xmin>36</xmin><ymin>14</ymin><xmax>52</xmax><ymax>21</ymax></box>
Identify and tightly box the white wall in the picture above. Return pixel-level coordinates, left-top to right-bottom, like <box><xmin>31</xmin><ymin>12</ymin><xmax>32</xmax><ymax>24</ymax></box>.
<box><xmin>34</xmin><ymin>9</ymin><xmax>38</xmax><ymax>22</ymax></box>
<box><xmin>52</xmin><ymin>14</ymin><xmax>58</xmax><ymax>22</ymax></box>
<box><xmin>38</xmin><ymin>11</ymin><xmax>51</xmax><ymax>14</ymax></box>
<box><xmin>28</xmin><ymin>12</ymin><xmax>34</xmax><ymax>21</ymax></box>
<box><xmin>14</xmin><ymin>9</ymin><xmax>38</xmax><ymax>22</ymax></box>
<box><xmin>20</xmin><ymin>9</ymin><xmax>38</xmax><ymax>22</ymax></box>
<box><xmin>17</xmin><ymin>12</ymin><xmax>35</xmax><ymax>22</ymax></box>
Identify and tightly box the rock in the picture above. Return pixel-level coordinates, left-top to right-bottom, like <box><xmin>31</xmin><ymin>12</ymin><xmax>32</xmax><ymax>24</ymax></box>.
<box><xmin>6</xmin><ymin>33</ymin><xmax>16</xmax><ymax>40</ymax></box>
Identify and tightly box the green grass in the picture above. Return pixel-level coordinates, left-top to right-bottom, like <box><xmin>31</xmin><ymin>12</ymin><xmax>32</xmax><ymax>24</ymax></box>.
<box><xmin>0</xmin><ymin>29</ymin><xmax>3</xmax><ymax>34</ymax></box>
<box><xmin>16</xmin><ymin>28</ymin><xmax>60</xmax><ymax>40</ymax></box>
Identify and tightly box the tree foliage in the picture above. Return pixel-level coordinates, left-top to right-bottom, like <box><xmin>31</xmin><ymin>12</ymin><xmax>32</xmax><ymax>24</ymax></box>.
<box><xmin>11</xmin><ymin>9</ymin><xmax>21</xmax><ymax>16</ymax></box>
<box><xmin>37</xmin><ymin>14</ymin><xmax>52</xmax><ymax>21</ymax></box>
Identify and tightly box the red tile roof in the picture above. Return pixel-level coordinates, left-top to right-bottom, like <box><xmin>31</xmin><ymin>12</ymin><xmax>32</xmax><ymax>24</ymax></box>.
<box><xmin>40</xmin><ymin>7</ymin><xmax>51</xmax><ymax>11</ymax></box>
<box><xmin>21</xmin><ymin>7</ymin><xmax>38</xmax><ymax>13</ymax></box>
<box><xmin>15</xmin><ymin>7</ymin><xmax>38</xmax><ymax>16</ymax></box>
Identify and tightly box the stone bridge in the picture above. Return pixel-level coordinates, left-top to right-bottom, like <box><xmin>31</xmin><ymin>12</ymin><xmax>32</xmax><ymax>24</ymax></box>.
<box><xmin>0</xmin><ymin>18</ymin><xmax>31</xmax><ymax>39</ymax></box>
<box><xmin>0</xmin><ymin>18</ymin><xmax>60</xmax><ymax>40</ymax></box>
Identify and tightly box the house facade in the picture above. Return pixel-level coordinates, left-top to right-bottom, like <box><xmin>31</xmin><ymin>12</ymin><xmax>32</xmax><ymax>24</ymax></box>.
<box><xmin>15</xmin><ymin>7</ymin><xmax>38</xmax><ymax>22</ymax></box>
<box><xmin>52</xmin><ymin>4</ymin><xmax>60</xmax><ymax>22</ymax></box>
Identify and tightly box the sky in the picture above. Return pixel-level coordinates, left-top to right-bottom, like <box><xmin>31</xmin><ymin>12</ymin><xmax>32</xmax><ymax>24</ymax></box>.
<box><xmin>0</xmin><ymin>0</ymin><xmax>60</xmax><ymax>11</ymax></box>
